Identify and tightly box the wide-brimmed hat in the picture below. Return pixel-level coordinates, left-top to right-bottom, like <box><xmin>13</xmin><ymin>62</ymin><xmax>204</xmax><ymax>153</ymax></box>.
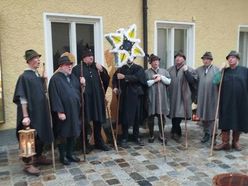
<box><xmin>82</xmin><ymin>49</ymin><xmax>93</xmax><ymax>59</ymax></box>
<box><xmin>226</xmin><ymin>50</ymin><xmax>240</xmax><ymax>60</ymax></box>
<box><xmin>201</xmin><ymin>52</ymin><xmax>213</xmax><ymax>60</ymax></box>
<box><xmin>61</xmin><ymin>52</ymin><xmax>75</xmax><ymax>63</ymax></box>
<box><xmin>58</xmin><ymin>56</ymin><xmax>73</xmax><ymax>66</ymax></box>
<box><xmin>149</xmin><ymin>54</ymin><xmax>160</xmax><ymax>64</ymax></box>
<box><xmin>24</xmin><ymin>49</ymin><xmax>41</xmax><ymax>61</ymax></box>
<box><xmin>174</xmin><ymin>51</ymin><xmax>186</xmax><ymax>60</ymax></box>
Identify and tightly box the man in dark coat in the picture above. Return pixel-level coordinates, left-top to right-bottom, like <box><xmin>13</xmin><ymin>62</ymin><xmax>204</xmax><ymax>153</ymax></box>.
<box><xmin>167</xmin><ymin>52</ymin><xmax>197</xmax><ymax>142</ymax></box>
<box><xmin>214</xmin><ymin>50</ymin><xmax>248</xmax><ymax>151</ymax></box>
<box><xmin>72</xmin><ymin>49</ymin><xmax>111</xmax><ymax>151</ymax></box>
<box><xmin>196</xmin><ymin>52</ymin><xmax>219</xmax><ymax>144</ymax></box>
<box><xmin>49</xmin><ymin>56</ymin><xmax>81</xmax><ymax>165</ymax></box>
<box><xmin>13</xmin><ymin>49</ymin><xmax>53</xmax><ymax>176</ymax></box>
<box><xmin>145</xmin><ymin>54</ymin><xmax>171</xmax><ymax>143</ymax></box>
<box><xmin>112</xmin><ymin>59</ymin><xmax>147</xmax><ymax>148</ymax></box>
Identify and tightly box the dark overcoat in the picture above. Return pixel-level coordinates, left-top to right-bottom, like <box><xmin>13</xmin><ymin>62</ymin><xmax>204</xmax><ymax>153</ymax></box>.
<box><xmin>219</xmin><ymin>66</ymin><xmax>248</xmax><ymax>132</ymax></box>
<box><xmin>72</xmin><ymin>62</ymin><xmax>109</xmax><ymax>124</ymax></box>
<box><xmin>112</xmin><ymin>63</ymin><xmax>147</xmax><ymax>126</ymax></box>
<box><xmin>48</xmin><ymin>72</ymin><xmax>81</xmax><ymax>138</ymax></box>
<box><xmin>13</xmin><ymin>70</ymin><xmax>53</xmax><ymax>144</ymax></box>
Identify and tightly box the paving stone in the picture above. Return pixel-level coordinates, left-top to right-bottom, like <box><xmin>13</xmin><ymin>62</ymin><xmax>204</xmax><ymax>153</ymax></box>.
<box><xmin>103</xmin><ymin>160</ymin><xmax>116</xmax><ymax>167</ymax></box>
<box><xmin>130</xmin><ymin>172</ymin><xmax>144</xmax><ymax>181</ymax></box>
<box><xmin>137</xmin><ymin>179</ymin><xmax>152</xmax><ymax>186</ymax></box>
<box><xmin>119</xmin><ymin>162</ymin><xmax>130</xmax><ymax>168</ymax></box>
<box><xmin>146</xmin><ymin>164</ymin><xmax>159</xmax><ymax>170</ymax></box>
<box><xmin>29</xmin><ymin>182</ymin><xmax>44</xmax><ymax>186</ymax></box>
<box><xmin>106</xmin><ymin>178</ymin><xmax>120</xmax><ymax>185</ymax></box>
<box><xmin>42</xmin><ymin>174</ymin><xmax>56</xmax><ymax>182</ymax></box>
<box><xmin>218</xmin><ymin>163</ymin><xmax>231</xmax><ymax>169</ymax></box>
<box><xmin>69</xmin><ymin>167</ymin><xmax>83</xmax><ymax>176</ymax></box>
<box><xmin>196</xmin><ymin>181</ymin><xmax>210</xmax><ymax>186</ymax></box>
<box><xmin>73</xmin><ymin>174</ymin><xmax>86</xmax><ymax>181</ymax></box>
<box><xmin>146</xmin><ymin>176</ymin><xmax>158</xmax><ymax>182</ymax></box>
<box><xmin>14</xmin><ymin>181</ymin><xmax>28</xmax><ymax>186</ymax></box>
<box><xmin>92</xmin><ymin>180</ymin><xmax>108</xmax><ymax>186</ymax></box>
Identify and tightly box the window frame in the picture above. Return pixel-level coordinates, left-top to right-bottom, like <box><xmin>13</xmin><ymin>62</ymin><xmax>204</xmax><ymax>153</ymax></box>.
<box><xmin>43</xmin><ymin>13</ymin><xmax>104</xmax><ymax>79</ymax></box>
<box><xmin>154</xmin><ymin>20</ymin><xmax>195</xmax><ymax>68</ymax></box>
<box><xmin>238</xmin><ymin>25</ymin><xmax>248</xmax><ymax>67</ymax></box>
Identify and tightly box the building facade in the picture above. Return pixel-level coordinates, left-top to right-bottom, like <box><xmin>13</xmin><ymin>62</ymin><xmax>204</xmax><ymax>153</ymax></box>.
<box><xmin>0</xmin><ymin>0</ymin><xmax>248</xmax><ymax>130</ymax></box>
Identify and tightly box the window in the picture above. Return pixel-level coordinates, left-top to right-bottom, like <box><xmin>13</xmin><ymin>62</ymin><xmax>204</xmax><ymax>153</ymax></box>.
<box><xmin>238</xmin><ymin>26</ymin><xmax>248</xmax><ymax>67</ymax></box>
<box><xmin>155</xmin><ymin>21</ymin><xmax>195</xmax><ymax>68</ymax></box>
<box><xmin>44</xmin><ymin>13</ymin><xmax>103</xmax><ymax>78</ymax></box>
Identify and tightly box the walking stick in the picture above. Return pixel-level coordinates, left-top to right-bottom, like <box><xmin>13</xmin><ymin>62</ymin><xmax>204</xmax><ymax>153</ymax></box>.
<box><xmin>80</xmin><ymin>61</ymin><xmax>86</xmax><ymax>161</ymax></box>
<box><xmin>182</xmin><ymin>78</ymin><xmax>188</xmax><ymax>149</ymax></box>
<box><xmin>114</xmin><ymin>68</ymin><xmax>121</xmax><ymax>142</ymax></box>
<box><xmin>210</xmin><ymin>69</ymin><xmax>225</xmax><ymax>156</ymax></box>
<box><xmin>97</xmin><ymin>69</ymin><xmax>118</xmax><ymax>152</ymax></box>
<box><xmin>157</xmin><ymin>81</ymin><xmax>166</xmax><ymax>160</ymax></box>
<box><xmin>42</xmin><ymin>63</ymin><xmax>56</xmax><ymax>171</ymax></box>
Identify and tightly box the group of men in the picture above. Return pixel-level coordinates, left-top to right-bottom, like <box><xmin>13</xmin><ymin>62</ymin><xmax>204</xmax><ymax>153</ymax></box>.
<box><xmin>13</xmin><ymin>49</ymin><xmax>248</xmax><ymax>176</ymax></box>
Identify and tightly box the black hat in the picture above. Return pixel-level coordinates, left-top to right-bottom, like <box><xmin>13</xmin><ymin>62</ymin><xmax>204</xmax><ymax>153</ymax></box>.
<box><xmin>201</xmin><ymin>52</ymin><xmax>213</xmax><ymax>60</ymax></box>
<box><xmin>226</xmin><ymin>50</ymin><xmax>240</xmax><ymax>60</ymax></box>
<box><xmin>24</xmin><ymin>49</ymin><xmax>41</xmax><ymax>61</ymax></box>
<box><xmin>149</xmin><ymin>54</ymin><xmax>160</xmax><ymax>64</ymax></box>
<box><xmin>82</xmin><ymin>49</ymin><xmax>93</xmax><ymax>59</ymax></box>
<box><xmin>58</xmin><ymin>56</ymin><xmax>73</xmax><ymax>66</ymax></box>
<box><xmin>174</xmin><ymin>51</ymin><xmax>186</xmax><ymax>60</ymax></box>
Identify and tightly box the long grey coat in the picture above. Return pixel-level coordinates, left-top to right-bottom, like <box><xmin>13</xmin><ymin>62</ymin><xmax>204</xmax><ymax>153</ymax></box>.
<box><xmin>196</xmin><ymin>65</ymin><xmax>219</xmax><ymax>121</ymax></box>
<box><xmin>167</xmin><ymin>65</ymin><xmax>197</xmax><ymax>119</ymax></box>
<box><xmin>145</xmin><ymin>68</ymin><xmax>170</xmax><ymax>116</ymax></box>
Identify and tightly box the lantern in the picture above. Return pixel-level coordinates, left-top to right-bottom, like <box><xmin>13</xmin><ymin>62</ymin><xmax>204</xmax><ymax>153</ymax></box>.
<box><xmin>18</xmin><ymin>128</ymin><xmax>36</xmax><ymax>157</ymax></box>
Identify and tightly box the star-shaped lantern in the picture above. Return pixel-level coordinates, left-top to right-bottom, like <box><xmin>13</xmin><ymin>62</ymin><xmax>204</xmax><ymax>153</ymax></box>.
<box><xmin>105</xmin><ymin>24</ymin><xmax>145</xmax><ymax>67</ymax></box>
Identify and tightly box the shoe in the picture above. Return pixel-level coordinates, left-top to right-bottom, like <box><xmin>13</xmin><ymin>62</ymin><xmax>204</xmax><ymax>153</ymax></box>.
<box><xmin>158</xmin><ymin>136</ymin><xmax>167</xmax><ymax>144</ymax></box>
<box><xmin>66</xmin><ymin>155</ymin><xmax>80</xmax><ymax>162</ymax></box>
<box><xmin>82</xmin><ymin>145</ymin><xmax>94</xmax><ymax>154</ymax></box>
<box><xmin>119</xmin><ymin>139</ymin><xmax>129</xmax><ymax>148</ymax></box>
<box><xmin>201</xmin><ymin>133</ymin><xmax>210</xmax><ymax>143</ymax></box>
<box><xmin>34</xmin><ymin>155</ymin><xmax>52</xmax><ymax>165</ymax></box>
<box><xmin>171</xmin><ymin>133</ymin><xmax>181</xmax><ymax>142</ymax></box>
<box><xmin>148</xmin><ymin>136</ymin><xmax>155</xmax><ymax>143</ymax></box>
<box><xmin>60</xmin><ymin>157</ymin><xmax>71</xmax><ymax>165</ymax></box>
<box><xmin>95</xmin><ymin>143</ymin><xmax>111</xmax><ymax>151</ymax></box>
<box><xmin>23</xmin><ymin>165</ymin><xmax>40</xmax><ymax>176</ymax></box>
<box><xmin>134</xmin><ymin>138</ymin><xmax>144</xmax><ymax>146</ymax></box>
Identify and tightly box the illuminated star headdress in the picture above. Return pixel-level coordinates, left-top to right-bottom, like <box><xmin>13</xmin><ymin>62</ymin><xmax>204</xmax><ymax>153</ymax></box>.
<box><xmin>105</xmin><ymin>24</ymin><xmax>145</xmax><ymax>67</ymax></box>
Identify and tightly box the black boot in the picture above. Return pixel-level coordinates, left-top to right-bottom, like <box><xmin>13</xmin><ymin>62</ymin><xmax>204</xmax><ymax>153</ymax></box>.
<box><xmin>148</xmin><ymin>116</ymin><xmax>155</xmax><ymax>143</ymax></box>
<box><xmin>58</xmin><ymin>144</ymin><xmax>70</xmax><ymax>165</ymax></box>
<box><xmin>94</xmin><ymin>122</ymin><xmax>111</xmax><ymax>151</ymax></box>
<box><xmin>201</xmin><ymin>133</ymin><xmax>210</xmax><ymax>143</ymax></box>
<box><xmin>66</xmin><ymin>138</ymin><xmax>80</xmax><ymax>163</ymax></box>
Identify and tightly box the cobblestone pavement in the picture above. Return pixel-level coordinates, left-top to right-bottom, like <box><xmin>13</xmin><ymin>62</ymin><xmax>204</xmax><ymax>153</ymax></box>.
<box><xmin>0</xmin><ymin>122</ymin><xmax>248</xmax><ymax>186</ymax></box>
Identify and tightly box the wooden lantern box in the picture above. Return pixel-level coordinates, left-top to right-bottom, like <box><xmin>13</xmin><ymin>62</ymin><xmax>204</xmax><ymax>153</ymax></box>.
<box><xmin>18</xmin><ymin>128</ymin><xmax>36</xmax><ymax>157</ymax></box>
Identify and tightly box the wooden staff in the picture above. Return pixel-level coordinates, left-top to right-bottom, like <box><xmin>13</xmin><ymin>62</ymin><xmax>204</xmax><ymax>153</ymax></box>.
<box><xmin>182</xmin><ymin>77</ymin><xmax>188</xmax><ymax>149</ymax></box>
<box><xmin>210</xmin><ymin>69</ymin><xmax>225</xmax><ymax>156</ymax></box>
<box><xmin>157</xmin><ymin>80</ymin><xmax>166</xmax><ymax>159</ymax></box>
<box><xmin>97</xmin><ymin>67</ymin><xmax>118</xmax><ymax>152</ymax></box>
<box><xmin>80</xmin><ymin>61</ymin><xmax>86</xmax><ymax>161</ymax></box>
<box><xmin>115</xmin><ymin>68</ymin><xmax>121</xmax><ymax>142</ymax></box>
<box><xmin>42</xmin><ymin>63</ymin><xmax>56</xmax><ymax>171</ymax></box>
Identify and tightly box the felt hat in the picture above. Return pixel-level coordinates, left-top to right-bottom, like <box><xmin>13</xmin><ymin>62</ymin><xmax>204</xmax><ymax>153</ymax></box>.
<box><xmin>58</xmin><ymin>56</ymin><xmax>73</xmax><ymax>66</ymax></box>
<box><xmin>149</xmin><ymin>54</ymin><xmax>160</xmax><ymax>64</ymax></box>
<box><xmin>24</xmin><ymin>49</ymin><xmax>41</xmax><ymax>61</ymax></box>
<box><xmin>201</xmin><ymin>52</ymin><xmax>213</xmax><ymax>60</ymax></box>
<box><xmin>82</xmin><ymin>49</ymin><xmax>93</xmax><ymax>59</ymax></box>
<box><xmin>174</xmin><ymin>51</ymin><xmax>186</xmax><ymax>60</ymax></box>
<box><xmin>226</xmin><ymin>50</ymin><xmax>240</xmax><ymax>60</ymax></box>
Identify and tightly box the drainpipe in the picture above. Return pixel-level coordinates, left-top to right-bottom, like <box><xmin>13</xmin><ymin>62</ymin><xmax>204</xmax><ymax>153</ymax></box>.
<box><xmin>142</xmin><ymin>0</ymin><xmax>148</xmax><ymax>69</ymax></box>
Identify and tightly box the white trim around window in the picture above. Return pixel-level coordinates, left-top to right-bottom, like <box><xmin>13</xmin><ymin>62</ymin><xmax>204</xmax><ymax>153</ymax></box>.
<box><xmin>154</xmin><ymin>20</ymin><xmax>195</xmax><ymax>68</ymax></box>
<box><xmin>43</xmin><ymin>12</ymin><xmax>104</xmax><ymax>80</ymax></box>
